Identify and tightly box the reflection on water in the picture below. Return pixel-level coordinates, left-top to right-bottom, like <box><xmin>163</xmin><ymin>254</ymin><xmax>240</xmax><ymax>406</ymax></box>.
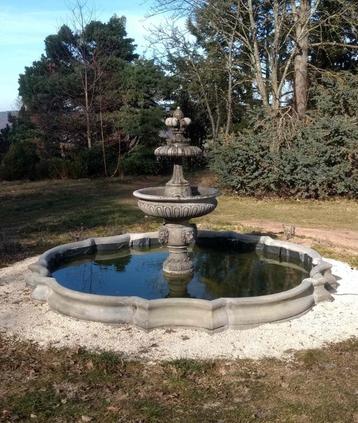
<box><xmin>52</xmin><ymin>247</ymin><xmax>309</xmax><ymax>300</ymax></box>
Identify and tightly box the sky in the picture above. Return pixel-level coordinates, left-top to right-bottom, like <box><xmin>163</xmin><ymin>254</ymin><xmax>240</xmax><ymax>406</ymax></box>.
<box><xmin>0</xmin><ymin>0</ymin><xmax>162</xmax><ymax>111</ymax></box>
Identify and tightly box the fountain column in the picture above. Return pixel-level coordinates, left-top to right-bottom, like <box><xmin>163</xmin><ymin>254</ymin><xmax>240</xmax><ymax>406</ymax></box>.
<box><xmin>133</xmin><ymin>107</ymin><xmax>218</xmax><ymax>278</ymax></box>
<box><xmin>156</xmin><ymin>108</ymin><xmax>200</xmax><ymax>276</ymax></box>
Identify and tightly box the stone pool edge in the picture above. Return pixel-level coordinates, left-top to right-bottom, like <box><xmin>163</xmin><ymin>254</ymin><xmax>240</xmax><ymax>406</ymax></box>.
<box><xmin>26</xmin><ymin>231</ymin><xmax>337</xmax><ymax>331</ymax></box>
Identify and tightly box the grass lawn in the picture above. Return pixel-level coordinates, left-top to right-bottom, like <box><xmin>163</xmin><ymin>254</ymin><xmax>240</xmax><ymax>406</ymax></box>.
<box><xmin>206</xmin><ymin>195</ymin><xmax>358</xmax><ymax>231</ymax></box>
<box><xmin>1</xmin><ymin>176</ymin><xmax>357</xmax><ymax>267</ymax></box>
<box><xmin>0</xmin><ymin>176</ymin><xmax>357</xmax><ymax>422</ymax></box>
<box><xmin>0</xmin><ymin>336</ymin><xmax>357</xmax><ymax>422</ymax></box>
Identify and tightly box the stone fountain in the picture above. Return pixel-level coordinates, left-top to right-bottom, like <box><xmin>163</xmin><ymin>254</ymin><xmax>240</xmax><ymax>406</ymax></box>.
<box><xmin>27</xmin><ymin>108</ymin><xmax>337</xmax><ymax>330</ymax></box>
<box><xmin>133</xmin><ymin>107</ymin><xmax>218</xmax><ymax>277</ymax></box>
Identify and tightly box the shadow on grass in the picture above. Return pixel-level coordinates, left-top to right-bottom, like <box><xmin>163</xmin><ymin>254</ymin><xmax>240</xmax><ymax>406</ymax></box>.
<box><xmin>0</xmin><ymin>179</ymin><xmax>159</xmax><ymax>265</ymax></box>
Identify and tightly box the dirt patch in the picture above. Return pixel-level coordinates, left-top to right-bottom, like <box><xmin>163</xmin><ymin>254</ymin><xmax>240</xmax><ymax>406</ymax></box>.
<box><xmin>240</xmin><ymin>219</ymin><xmax>358</xmax><ymax>251</ymax></box>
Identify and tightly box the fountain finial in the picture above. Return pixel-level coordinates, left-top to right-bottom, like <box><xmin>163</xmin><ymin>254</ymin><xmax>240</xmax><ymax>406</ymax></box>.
<box><xmin>173</xmin><ymin>106</ymin><xmax>184</xmax><ymax>120</ymax></box>
<box><xmin>165</xmin><ymin>107</ymin><xmax>191</xmax><ymax>132</ymax></box>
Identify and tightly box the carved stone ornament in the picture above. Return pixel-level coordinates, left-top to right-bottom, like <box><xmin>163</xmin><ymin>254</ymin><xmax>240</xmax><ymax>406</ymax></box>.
<box><xmin>163</xmin><ymin>252</ymin><xmax>193</xmax><ymax>274</ymax></box>
<box><xmin>181</xmin><ymin>227</ymin><xmax>196</xmax><ymax>245</ymax></box>
<box><xmin>158</xmin><ymin>227</ymin><xmax>169</xmax><ymax>246</ymax></box>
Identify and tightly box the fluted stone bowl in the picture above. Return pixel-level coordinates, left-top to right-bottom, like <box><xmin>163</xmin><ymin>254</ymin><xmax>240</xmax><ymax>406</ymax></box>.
<box><xmin>133</xmin><ymin>186</ymin><xmax>218</xmax><ymax>220</ymax></box>
<box><xmin>154</xmin><ymin>144</ymin><xmax>202</xmax><ymax>157</ymax></box>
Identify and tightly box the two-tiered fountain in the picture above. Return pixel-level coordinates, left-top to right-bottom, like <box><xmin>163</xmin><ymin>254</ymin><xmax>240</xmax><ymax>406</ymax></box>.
<box><xmin>134</xmin><ymin>107</ymin><xmax>218</xmax><ymax>278</ymax></box>
<box><xmin>27</xmin><ymin>108</ymin><xmax>337</xmax><ymax>330</ymax></box>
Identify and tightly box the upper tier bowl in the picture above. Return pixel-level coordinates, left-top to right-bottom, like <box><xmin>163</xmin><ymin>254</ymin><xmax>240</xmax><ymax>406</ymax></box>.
<box><xmin>133</xmin><ymin>186</ymin><xmax>218</xmax><ymax>220</ymax></box>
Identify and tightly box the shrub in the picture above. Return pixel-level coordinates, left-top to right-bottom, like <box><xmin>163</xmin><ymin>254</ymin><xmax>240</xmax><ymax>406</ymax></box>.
<box><xmin>47</xmin><ymin>157</ymin><xmax>88</xmax><ymax>179</ymax></box>
<box><xmin>0</xmin><ymin>141</ymin><xmax>39</xmax><ymax>180</ymax></box>
<box><xmin>210</xmin><ymin>116</ymin><xmax>357</xmax><ymax>198</ymax></box>
<box><xmin>123</xmin><ymin>146</ymin><xmax>170</xmax><ymax>176</ymax></box>
<box><xmin>278</xmin><ymin>116</ymin><xmax>357</xmax><ymax>197</ymax></box>
<box><xmin>210</xmin><ymin>131</ymin><xmax>279</xmax><ymax>196</ymax></box>
<box><xmin>34</xmin><ymin>160</ymin><xmax>50</xmax><ymax>179</ymax></box>
<box><xmin>0</xmin><ymin>126</ymin><xmax>10</xmax><ymax>162</ymax></box>
<box><xmin>209</xmin><ymin>74</ymin><xmax>358</xmax><ymax>199</ymax></box>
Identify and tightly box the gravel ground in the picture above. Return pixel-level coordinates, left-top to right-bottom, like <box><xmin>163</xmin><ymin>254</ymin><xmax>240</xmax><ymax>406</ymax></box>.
<box><xmin>0</xmin><ymin>257</ymin><xmax>357</xmax><ymax>361</ymax></box>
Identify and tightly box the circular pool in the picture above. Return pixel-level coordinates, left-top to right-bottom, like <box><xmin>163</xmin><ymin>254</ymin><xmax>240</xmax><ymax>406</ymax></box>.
<box><xmin>27</xmin><ymin>231</ymin><xmax>337</xmax><ymax>331</ymax></box>
<box><xmin>52</xmin><ymin>247</ymin><xmax>308</xmax><ymax>300</ymax></box>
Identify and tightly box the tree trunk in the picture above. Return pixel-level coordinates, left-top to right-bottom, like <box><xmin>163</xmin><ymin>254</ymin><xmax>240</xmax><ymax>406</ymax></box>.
<box><xmin>224</xmin><ymin>16</ymin><xmax>237</xmax><ymax>136</ymax></box>
<box><xmin>190</xmin><ymin>59</ymin><xmax>218</xmax><ymax>140</ymax></box>
<box><xmin>294</xmin><ymin>0</ymin><xmax>310</xmax><ymax>119</ymax></box>
<box><xmin>111</xmin><ymin>137</ymin><xmax>124</xmax><ymax>179</ymax></box>
<box><xmin>99</xmin><ymin>98</ymin><xmax>108</xmax><ymax>177</ymax></box>
<box><xmin>271</xmin><ymin>0</ymin><xmax>281</xmax><ymax>112</ymax></box>
<box><xmin>84</xmin><ymin>67</ymin><xmax>92</xmax><ymax>149</ymax></box>
<box><xmin>225</xmin><ymin>78</ymin><xmax>232</xmax><ymax>136</ymax></box>
<box><xmin>248</xmin><ymin>0</ymin><xmax>269</xmax><ymax>108</ymax></box>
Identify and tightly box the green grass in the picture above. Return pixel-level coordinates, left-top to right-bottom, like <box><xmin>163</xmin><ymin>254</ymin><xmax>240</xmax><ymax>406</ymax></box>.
<box><xmin>0</xmin><ymin>177</ymin><xmax>160</xmax><ymax>266</ymax></box>
<box><xmin>313</xmin><ymin>244</ymin><xmax>358</xmax><ymax>268</ymax></box>
<box><xmin>201</xmin><ymin>194</ymin><xmax>358</xmax><ymax>231</ymax></box>
<box><xmin>0</xmin><ymin>176</ymin><xmax>357</xmax><ymax>266</ymax></box>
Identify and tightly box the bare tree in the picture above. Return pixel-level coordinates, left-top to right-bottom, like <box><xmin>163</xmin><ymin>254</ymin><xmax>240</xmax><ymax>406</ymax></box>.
<box><xmin>69</xmin><ymin>0</ymin><xmax>95</xmax><ymax>149</ymax></box>
<box><xmin>150</xmin><ymin>0</ymin><xmax>358</xmax><ymax>122</ymax></box>
<box><xmin>150</xmin><ymin>23</ymin><xmax>224</xmax><ymax>140</ymax></box>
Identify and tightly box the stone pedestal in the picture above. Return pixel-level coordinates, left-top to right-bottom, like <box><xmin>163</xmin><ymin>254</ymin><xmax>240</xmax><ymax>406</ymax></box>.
<box><xmin>159</xmin><ymin>222</ymin><xmax>197</xmax><ymax>276</ymax></box>
<box><xmin>164</xmin><ymin>162</ymin><xmax>191</xmax><ymax>197</ymax></box>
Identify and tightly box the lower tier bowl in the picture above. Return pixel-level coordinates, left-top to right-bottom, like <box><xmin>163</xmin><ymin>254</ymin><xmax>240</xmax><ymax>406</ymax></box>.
<box><xmin>27</xmin><ymin>231</ymin><xmax>337</xmax><ymax>331</ymax></box>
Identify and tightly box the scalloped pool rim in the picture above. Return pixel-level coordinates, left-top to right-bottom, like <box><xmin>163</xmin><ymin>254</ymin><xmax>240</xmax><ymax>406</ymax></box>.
<box><xmin>26</xmin><ymin>231</ymin><xmax>337</xmax><ymax>331</ymax></box>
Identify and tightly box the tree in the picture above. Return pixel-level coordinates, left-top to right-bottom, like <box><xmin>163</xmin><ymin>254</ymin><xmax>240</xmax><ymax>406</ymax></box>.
<box><xmin>94</xmin><ymin>58</ymin><xmax>168</xmax><ymax>177</ymax></box>
<box><xmin>151</xmin><ymin>0</ymin><xmax>358</xmax><ymax>121</ymax></box>
<box><xmin>19</xmin><ymin>14</ymin><xmax>138</xmax><ymax>150</ymax></box>
<box><xmin>0</xmin><ymin>110</ymin><xmax>45</xmax><ymax>180</ymax></box>
<box><xmin>17</xmin><ymin>14</ymin><xmax>169</xmax><ymax>178</ymax></box>
<box><xmin>150</xmin><ymin>4</ymin><xmax>250</xmax><ymax>140</ymax></box>
<box><xmin>209</xmin><ymin>71</ymin><xmax>358</xmax><ymax>198</ymax></box>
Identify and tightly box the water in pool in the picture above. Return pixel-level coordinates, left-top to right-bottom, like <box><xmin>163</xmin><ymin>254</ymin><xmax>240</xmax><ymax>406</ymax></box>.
<box><xmin>51</xmin><ymin>247</ymin><xmax>309</xmax><ymax>300</ymax></box>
